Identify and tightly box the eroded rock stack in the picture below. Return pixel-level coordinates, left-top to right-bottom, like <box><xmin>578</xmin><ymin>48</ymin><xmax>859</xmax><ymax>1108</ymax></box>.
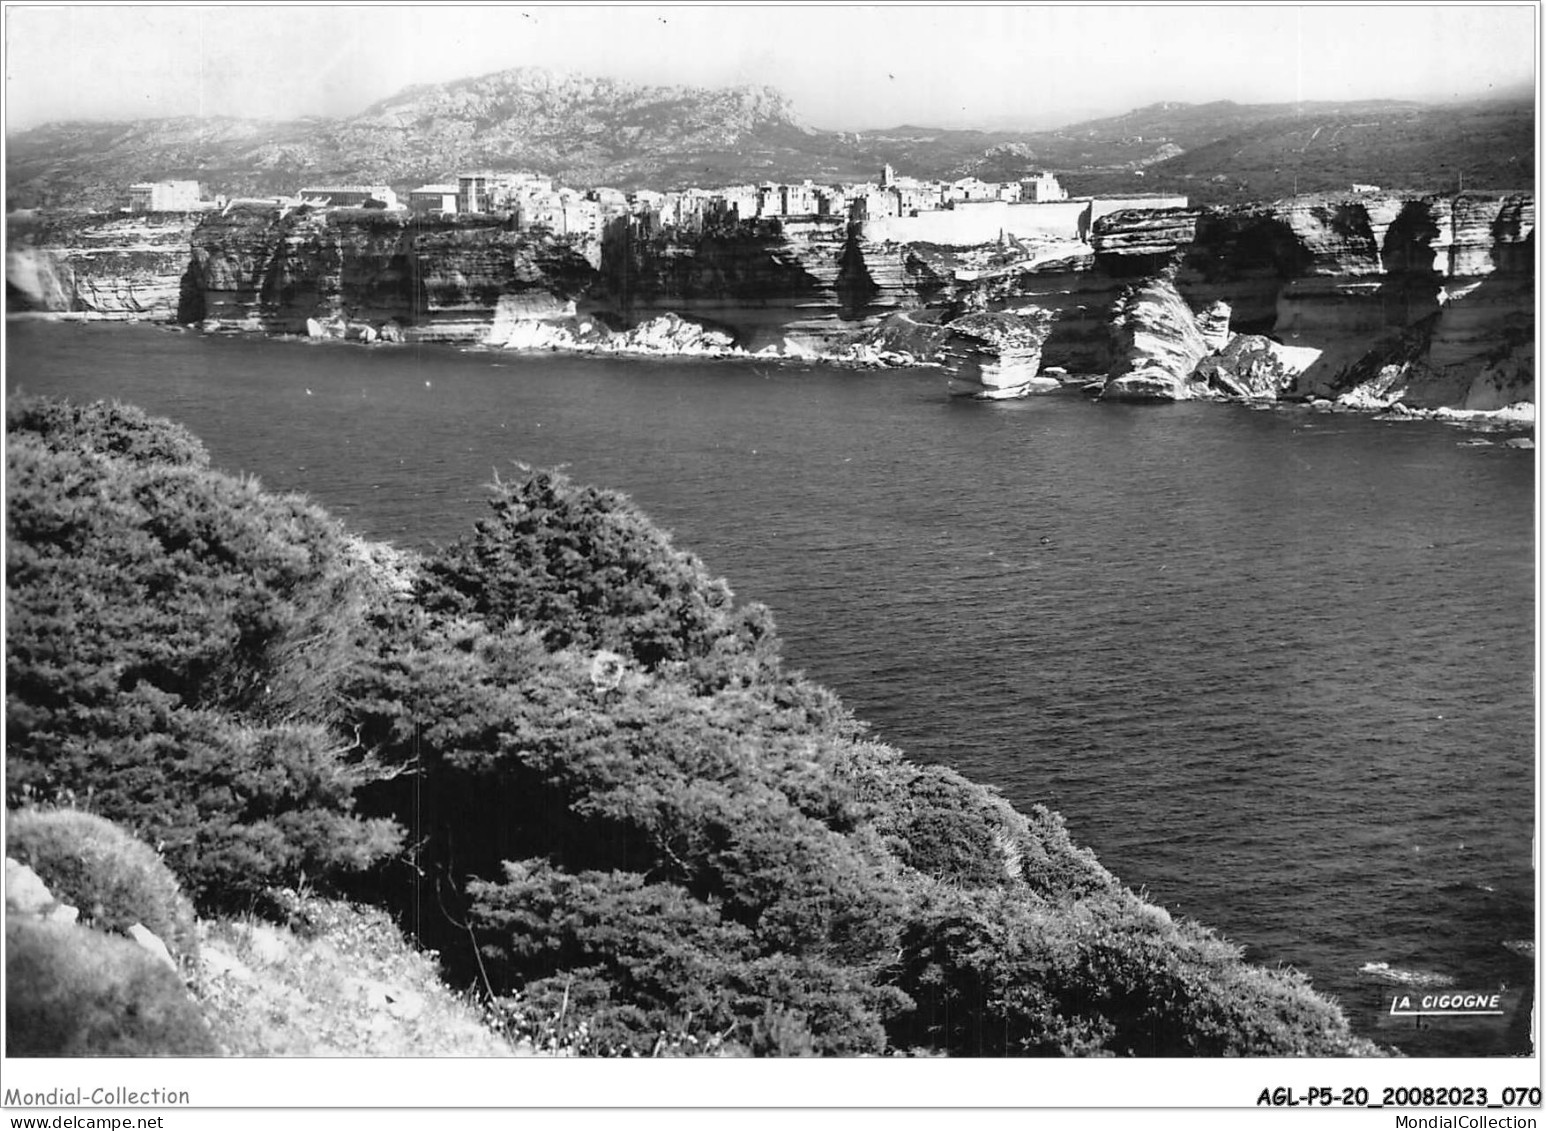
<box><xmin>1100</xmin><ymin>277</ymin><xmax>1212</xmax><ymax>401</ymax></box>
<box><xmin>941</xmin><ymin>308</ymin><xmax>1058</xmax><ymax>397</ymax></box>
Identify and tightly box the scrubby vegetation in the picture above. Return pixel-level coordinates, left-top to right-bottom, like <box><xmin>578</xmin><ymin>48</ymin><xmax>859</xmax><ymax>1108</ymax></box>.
<box><xmin>6</xmin><ymin>919</ymin><xmax>218</xmax><ymax>1056</ymax></box>
<box><xmin>7</xmin><ymin>398</ymin><xmax>404</xmax><ymax>913</ymax></box>
<box><xmin>194</xmin><ymin>888</ymin><xmax>522</xmax><ymax>1057</ymax></box>
<box><xmin>4</xmin><ymin>396</ymin><xmax>1384</xmax><ymax>1057</ymax></box>
<box><xmin>7</xmin><ymin>807</ymin><xmax>199</xmax><ymax>965</ymax></box>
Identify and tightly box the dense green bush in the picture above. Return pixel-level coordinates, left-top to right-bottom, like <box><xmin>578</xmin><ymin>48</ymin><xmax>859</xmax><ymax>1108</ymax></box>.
<box><xmin>6</xmin><ymin>397</ymin><xmax>210</xmax><ymax>469</ymax></box>
<box><xmin>345</xmin><ymin>483</ymin><xmax>923</xmax><ymax>1051</ymax></box>
<box><xmin>349</xmin><ymin>622</ymin><xmax>908</xmax><ymax>970</ymax></box>
<box><xmin>6</xmin><ymin>808</ymin><xmax>199</xmax><ymax>964</ymax></box>
<box><xmin>11</xmin><ymin>709</ymin><xmax>403</xmax><ymax>916</ymax></box>
<box><xmin>468</xmin><ymin>860</ymin><xmax>909</xmax><ymax>1056</ymax></box>
<box><xmin>836</xmin><ymin>744</ymin><xmax>1120</xmax><ymax>900</ymax></box>
<box><xmin>7</xmin><ymin>435</ymin><xmax>361</xmax><ymax>720</ymax></box>
<box><xmin>6</xmin><ymin>397</ymin><xmax>405</xmax><ymax>913</ymax></box>
<box><xmin>418</xmin><ymin>468</ymin><xmax>822</xmax><ymax>701</ymax></box>
<box><xmin>890</xmin><ymin>883</ymin><xmax>1378</xmax><ymax>1057</ymax></box>
<box><xmin>6</xmin><ymin>919</ymin><xmax>219</xmax><ymax>1056</ymax></box>
<box><xmin>102</xmin><ymin>713</ymin><xmax>402</xmax><ymax>912</ymax></box>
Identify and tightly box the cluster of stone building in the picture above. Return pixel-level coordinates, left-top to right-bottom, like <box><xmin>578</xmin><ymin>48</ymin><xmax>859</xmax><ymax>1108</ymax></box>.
<box><xmin>127</xmin><ymin>165</ymin><xmax>1077</xmax><ymax>234</ymax></box>
<box><xmin>433</xmin><ymin>165</ymin><xmax>1071</xmax><ymax>229</ymax></box>
<box><xmin>127</xmin><ymin>167</ymin><xmax>1200</xmax><ymax>249</ymax></box>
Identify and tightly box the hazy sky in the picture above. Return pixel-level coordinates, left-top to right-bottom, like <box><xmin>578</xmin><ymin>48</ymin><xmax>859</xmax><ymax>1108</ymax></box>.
<box><xmin>3</xmin><ymin>3</ymin><xmax>1537</xmax><ymax>134</ymax></box>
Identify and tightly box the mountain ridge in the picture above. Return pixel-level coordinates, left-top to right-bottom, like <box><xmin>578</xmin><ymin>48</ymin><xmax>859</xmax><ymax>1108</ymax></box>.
<box><xmin>5</xmin><ymin>66</ymin><xmax>1534</xmax><ymax>211</ymax></box>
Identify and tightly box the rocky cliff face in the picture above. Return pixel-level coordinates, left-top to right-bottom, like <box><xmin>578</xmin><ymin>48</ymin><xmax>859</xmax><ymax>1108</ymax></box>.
<box><xmin>6</xmin><ymin>213</ymin><xmax>204</xmax><ymax>320</ymax></box>
<box><xmin>1084</xmin><ymin>192</ymin><xmax>1535</xmax><ymax>406</ymax></box>
<box><xmin>1379</xmin><ymin>195</ymin><xmax>1534</xmax><ymax>410</ymax></box>
<box><xmin>927</xmin><ymin>243</ymin><xmax>1116</xmax><ymax>376</ymax></box>
<box><xmin>9</xmin><ymin>190</ymin><xmax>1533</xmax><ymax>412</ymax></box>
<box><xmin>179</xmin><ymin>209</ymin><xmax>934</xmax><ymax>351</ymax></box>
<box><xmin>598</xmin><ymin>216</ymin><xmax>944</xmax><ymax>353</ymax></box>
<box><xmin>1193</xmin><ymin>334</ymin><xmax>1302</xmax><ymax>400</ymax></box>
<box><xmin>186</xmin><ymin>208</ymin><xmax>599</xmax><ymax>341</ymax></box>
<box><xmin>1091</xmin><ymin>207</ymin><xmax>1201</xmax><ymax>265</ymax></box>
<box><xmin>1257</xmin><ymin>193</ymin><xmax>1535</xmax><ymax>407</ymax></box>
<box><xmin>600</xmin><ymin>216</ymin><xmax>839</xmax><ymax>352</ymax></box>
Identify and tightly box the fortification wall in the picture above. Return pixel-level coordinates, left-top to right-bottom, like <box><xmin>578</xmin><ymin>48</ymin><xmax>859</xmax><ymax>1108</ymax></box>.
<box><xmin>860</xmin><ymin>201</ymin><xmax>1085</xmax><ymax>245</ymax></box>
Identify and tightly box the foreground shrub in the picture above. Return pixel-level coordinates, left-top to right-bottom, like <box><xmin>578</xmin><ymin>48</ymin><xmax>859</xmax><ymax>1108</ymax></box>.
<box><xmin>418</xmin><ymin>468</ymin><xmax>815</xmax><ymax>701</ymax></box>
<box><xmin>23</xmin><ymin>712</ymin><xmax>405</xmax><ymax>914</ymax></box>
<box><xmin>6</xmin><ymin>396</ymin><xmax>210</xmax><ymax>469</ymax></box>
<box><xmin>7</xmin><ymin>434</ymin><xmax>362</xmax><ymax>723</ymax></box>
<box><xmin>6</xmin><ymin>397</ymin><xmax>406</xmax><ymax>913</ymax></box>
<box><xmin>6</xmin><ymin>919</ymin><xmax>219</xmax><ymax>1056</ymax></box>
<box><xmin>837</xmin><ymin>745</ymin><xmax>1120</xmax><ymax>900</ymax></box>
<box><xmin>351</xmin><ymin>633</ymin><xmax>906</xmax><ymax>968</ymax></box>
<box><xmin>469</xmin><ymin>861</ymin><xmax>909</xmax><ymax>1056</ymax></box>
<box><xmin>6</xmin><ymin>807</ymin><xmax>198</xmax><ymax>964</ymax></box>
<box><xmin>891</xmin><ymin>884</ymin><xmax>1380</xmax><ymax>1057</ymax></box>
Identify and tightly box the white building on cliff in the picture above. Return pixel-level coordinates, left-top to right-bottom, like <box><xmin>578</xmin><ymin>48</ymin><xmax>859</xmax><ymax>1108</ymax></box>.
<box><xmin>128</xmin><ymin>180</ymin><xmax>203</xmax><ymax>212</ymax></box>
<box><xmin>1021</xmin><ymin>172</ymin><xmax>1068</xmax><ymax>203</ymax></box>
<box><xmin>409</xmin><ymin>185</ymin><xmax>459</xmax><ymax>215</ymax></box>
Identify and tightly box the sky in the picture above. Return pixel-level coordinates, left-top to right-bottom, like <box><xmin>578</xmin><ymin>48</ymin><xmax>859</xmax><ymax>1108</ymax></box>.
<box><xmin>2</xmin><ymin>3</ymin><xmax>1538</xmax><ymax>134</ymax></box>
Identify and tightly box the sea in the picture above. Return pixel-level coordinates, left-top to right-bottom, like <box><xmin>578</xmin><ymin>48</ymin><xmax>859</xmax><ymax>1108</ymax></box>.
<box><xmin>5</xmin><ymin>319</ymin><xmax>1537</xmax><ymax>1057</ymax></box>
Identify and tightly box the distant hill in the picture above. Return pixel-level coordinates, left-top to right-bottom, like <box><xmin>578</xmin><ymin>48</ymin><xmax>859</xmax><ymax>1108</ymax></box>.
<box><xmin>1050</xmin><ymin>98</ymin><xmax>1536</xmax><ymax>203</ymax></box>
<box><xmin>4</xmin><ymin>66</ymin><xmax>1534</xmax><ymax>211</ymax></box>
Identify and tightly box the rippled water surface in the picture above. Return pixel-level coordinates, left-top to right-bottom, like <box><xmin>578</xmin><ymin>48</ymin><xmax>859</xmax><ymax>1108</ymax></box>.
<box><xmin>7</xmin><ymin>321</ymin><xmax>1536</xmax><ymax>1055</ymax></box>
